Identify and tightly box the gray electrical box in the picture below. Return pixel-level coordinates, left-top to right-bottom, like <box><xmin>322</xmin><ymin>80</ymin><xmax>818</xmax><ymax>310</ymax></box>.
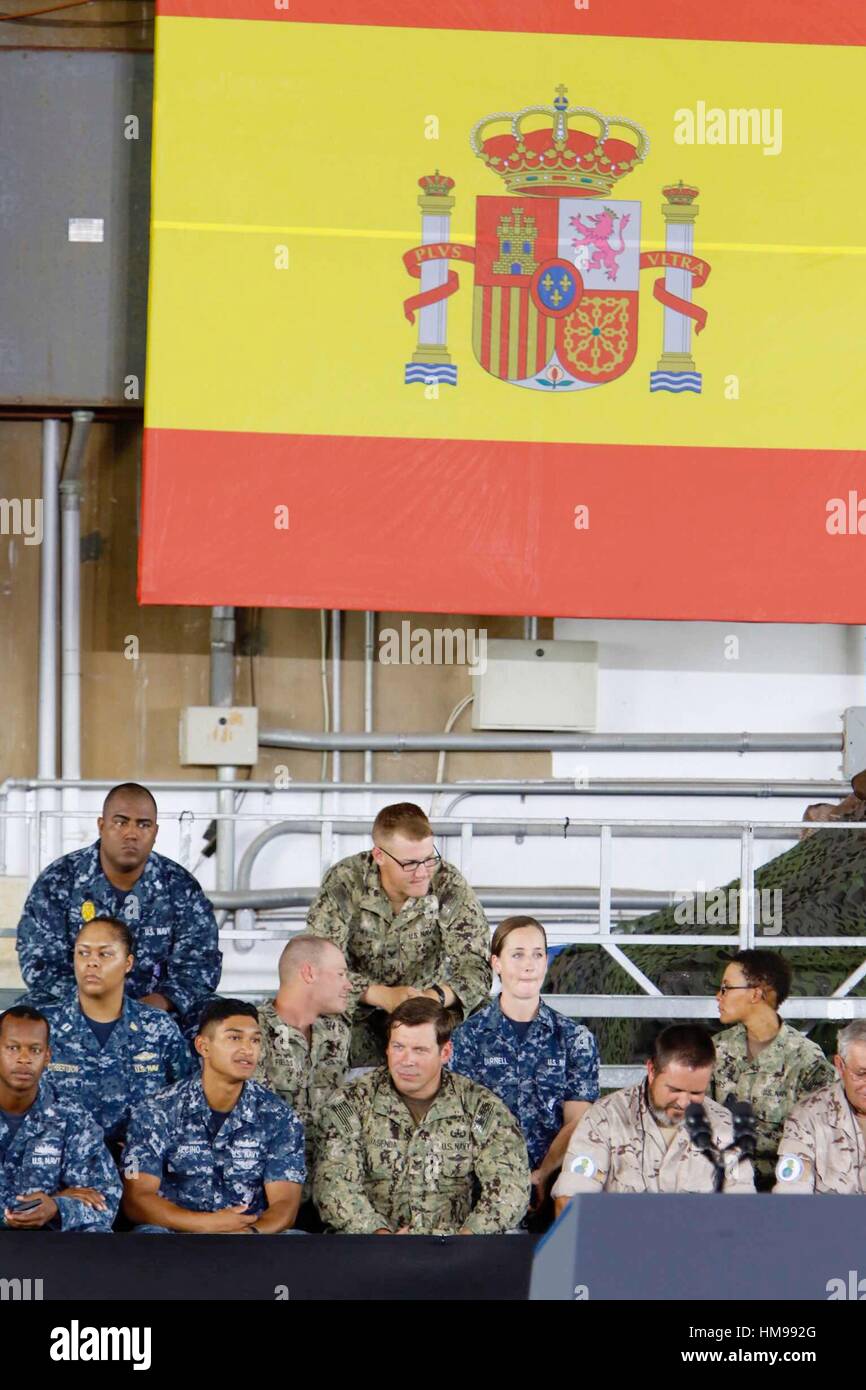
<box><xmin>472</xmin><ymin>639</ymin><xmax>598</xmax><ymax>731</ymax></box>
<box><xmin>843</xmin><ymin>707</ymin><xmax>866</xmax><ymax>777</ymax></box>
<box><xmin>0</xmin><ymin>50</ymin><xmax>152</xmax><ymax>406</ymax></box>
<box><xmin>179</xmin><ymin>707</ymin><xmax>259</xmax><ymax>767</ymax></box>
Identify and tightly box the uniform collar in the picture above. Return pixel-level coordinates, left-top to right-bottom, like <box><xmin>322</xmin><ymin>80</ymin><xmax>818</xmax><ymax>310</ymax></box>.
<box><xmin>372</xmin><ymin>1067</ymin><xmax>464</xmax><ymax>1124</ymax></box>
<box><xmin>835</xmin><ymin>1078</ymin><xmax>866</xmax><ymax>1135</ymax></box>
<box><xmin>0</xmin><ymin>1079</ymin><xmax>55</xmax><ymax>1144</ymax></box>
<box><xmin>88</xmin><ymin>839</ymin><xmax>161</xmax><ymax>893</ymax></box>
<box><xmin>726</xmin><ymin>1019</ymin><xmax>788</xmax><ymax>1064</ymax></box>
<box><xmin>189</xmin><ymin>1074</ymin><xmax>257</xmax><ymax>1130</ymax></box>
<box><xmin>260</xmin><ymin>999</ymin><xmax>332</xmax><ymax>1048</ymax></box>
<box><xmin>69</xmin><ymin>990</ymin><xmax>133</xmax><ymax>1043</ymax></box>
<box><xmin>494</xmin><ymin>996</ymin><xmax>550</xmax><ymax>1035</ymax></box>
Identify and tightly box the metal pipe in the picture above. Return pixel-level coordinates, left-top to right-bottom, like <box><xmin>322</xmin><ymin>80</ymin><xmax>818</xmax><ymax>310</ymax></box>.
<box><xmin>59</xmin><ymin>410</ymin><xmax>93</xmax><ymax>854</ymax></box>
<box><xmin>38</xmin><ymin>420</ymin><xmax>61</xmax><ymax>866</ymax></box>
<box><xmin>223</xmin><ymin>883</ymin><xmax>689</xmax><ymax>913</ymax></box>
<box><xmin>232</xmin><ymin>812</ymin><xmax>855</xmax><ymax>924</ymax></box>
<box><xmin>545</xmin><ymin>995</ymin><xmax>866</xmax><ymax>1019</ymax></box>
<box><xmin>330</xmin><ymin>609</ymin><xmax>342</xmax><ymax>783</ymax></box>
<box><xmin>440</xmin><ymin>779</ymin><xmax>848</xmax><ymax>816</ymax></box>
<box><xmin>209</xmin><ymin>607</ymin><xmax>237</xmax><ymax>905</ymax></box>
<box><xmin>363</xmin><ymin>611</ymin><xmax>375</xmax><ymax>784</ymax></box>
<box><xmin>258</xmin><ymin>728</ymin><xmax>841</xmax><ymax>754</ymax></box>
<box><xmin>0</xmin><ymin>775</ymin><xmax>850</xmax><ymax>799</ymax></box>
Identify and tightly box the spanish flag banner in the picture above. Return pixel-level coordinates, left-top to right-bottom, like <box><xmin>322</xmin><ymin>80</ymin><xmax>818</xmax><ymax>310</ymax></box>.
<box><xmin>140</xmin><ymin>1</ymin><xmax>866</xmax><ymax>621</ymax></box>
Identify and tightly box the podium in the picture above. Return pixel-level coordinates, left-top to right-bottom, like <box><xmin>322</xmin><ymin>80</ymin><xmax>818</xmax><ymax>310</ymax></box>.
<box><xmin>530</xmin><ymin>1195</ymin><xmax>866</xmax><ymax>1301</ymax></box>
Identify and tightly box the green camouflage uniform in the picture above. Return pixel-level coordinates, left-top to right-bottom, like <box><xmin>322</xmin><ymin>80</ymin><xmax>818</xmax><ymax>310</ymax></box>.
<box><xmin>313</xmin><ymin>1067</ymin><xmax>531</xmax><ymax>1234</ymax></box>
<box><xmin>307</xmin><ymin>851</ymin><xmax>492</xmax><ymax>1065</ymax></box>
<box><xmin>546</xmin><ymin>825</ymin><xmax>866</xmax><ymax>1065</ymax></box>
<box><xmin>710</xmin><ymin>1020</ymin><xmax>835</xmax><ymax>1186</ymax></box>
<box><xmin>254</xmin><ymin>1000</ymin><xmax>350</xmax><ymax>1192</ymax></box>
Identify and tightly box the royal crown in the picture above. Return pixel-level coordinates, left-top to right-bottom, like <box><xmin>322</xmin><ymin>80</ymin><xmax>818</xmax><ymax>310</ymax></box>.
<box><xmin>470</xmin><ymin>86</ymin><xmax>650</xmax><ymax>198</ymax></box>
<box><xmin>418</xmin><ymin>171</ymin><xmax>455</xmax><ymax>198</ymax></box>
<box><xmin>662</xmin><ymin>180</ymin><xmax>699</xmax><ymax>205</ymax></box>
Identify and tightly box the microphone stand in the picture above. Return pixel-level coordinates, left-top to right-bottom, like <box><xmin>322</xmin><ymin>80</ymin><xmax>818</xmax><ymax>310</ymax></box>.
<box><xmin>684</xmin><ymin>1102</ymin><xmax>726</xmax><ymax>1192</ymax></box>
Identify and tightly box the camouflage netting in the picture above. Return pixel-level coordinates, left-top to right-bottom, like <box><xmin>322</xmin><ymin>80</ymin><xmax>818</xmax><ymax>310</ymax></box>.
<box><xmin>544</xmin><ymin>827</ymin><xmax>866</xmax><ymax>1063</ymax></box>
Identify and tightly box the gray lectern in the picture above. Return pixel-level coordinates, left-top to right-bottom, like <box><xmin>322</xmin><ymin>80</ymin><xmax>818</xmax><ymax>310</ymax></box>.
<box><xmin>530</xmin><ymin>1195</ymin><xmax>866</xmax><ymax>1300</ymax></box>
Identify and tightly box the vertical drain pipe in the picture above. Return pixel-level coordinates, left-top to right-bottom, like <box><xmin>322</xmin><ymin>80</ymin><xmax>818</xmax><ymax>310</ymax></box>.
<box><xmin>60</xmin><ymin>410</ymin><xmax>94</xmax><ymax>853</ymax></box>
<box><xmin>363</xmin><ymin>611</ymin><xmax>375</xmax><ymax>785</ymax></box>
<box><xmin>330</xmin><ymin>609</ymin><xmax>342</xmax><ymax>786</ymax></box>
<box><xmin>38</xmin><ymin>420</ymin><xmax>61</xmax><ymax>868</ymax></box>
<box><xmin>210</xmin><ymin>607</ymin><xmax>237</xmax><ymax>915</ymax></box>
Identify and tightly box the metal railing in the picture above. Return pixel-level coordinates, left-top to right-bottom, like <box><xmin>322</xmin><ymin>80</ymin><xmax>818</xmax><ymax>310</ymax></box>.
<box><xmin>2</xmin><ymin>797</ymin><xmax>864</xmax><ymax>1023</ymax></box>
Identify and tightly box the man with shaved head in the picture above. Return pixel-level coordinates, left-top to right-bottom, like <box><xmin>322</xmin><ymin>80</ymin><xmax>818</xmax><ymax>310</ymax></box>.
<box><xmin>256</xmin><ymin>935</ymin><xmax>350</xmax><ymax>1213</ymax></box>
<box><xmin>17</xmin><ymin>782</ymin><xmax>221</xmax><ymax>1040</ymax></box>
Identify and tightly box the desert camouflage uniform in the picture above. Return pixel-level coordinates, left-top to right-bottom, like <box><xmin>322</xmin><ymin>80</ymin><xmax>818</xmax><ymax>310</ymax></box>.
<box><xmin>710</xmin><ymin>1020</ymin><xmax>835</xmax><ymax>1185</ymax></box>
<box><xmin>307</xmin><ymin>851</ymin><xmax>492</xmax><ymax>1065</ymax></box>
<box><xmin>16</xmin><ymin>841</ymin><xmax>222</xmax><ymax>1037</ymax></box>
<box><xmin>23</xmin><ymin>988</ymin><xmax>194</xmax><ymax>1143</ymax></box>
<box><xmin>552</xmin><ymin>1081</ymin><xmax>755</xmax><ymax>1196</ymax></box>
<box><xmin>0</xmin><ymin>1080</ymin><xmax>121</xmax><ymax>1231</ymax></box>
<box><xmin>450</xmin><ymin>998</ymin><xmax>599</xmax><ymax>1170</ymax></box>
<box><xmin>123</xmin><ymin>1076</ymin><xmax>305</xmax><ymax>1214</ymax></box>
<box><xmin>254</xmin><ymin>1000</ymin><xmax>350</xmax><ymax>1188</ymax></box>
<box><xmin>314</xmin><ymin>1066</ymin><xmax>530</xmax><ymax>1234</ymax></box>
<box><xmin>773</xmin><ymin>1079</ymin><xmax>866</xmax><ymax>1194</ymax></box>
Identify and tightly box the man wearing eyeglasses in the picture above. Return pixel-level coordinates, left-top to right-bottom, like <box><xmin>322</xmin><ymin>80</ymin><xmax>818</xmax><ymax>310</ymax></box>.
<box><xmin>774</xmin><ymin>1020</ymin><xmax>866</xmax><ymax>1193</ymax></box>
<box><xmin>307</xmin><ymin>803</ymin><xmax>492</xmax><ymax>1066</ymax></box>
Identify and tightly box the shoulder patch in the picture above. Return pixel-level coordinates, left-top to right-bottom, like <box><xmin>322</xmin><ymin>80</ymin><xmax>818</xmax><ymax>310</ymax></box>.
<box><xmin>329</xmin><ymin>1099</ymin><xmax>360</xmax><ymax>1138</ymax></box>
<box><xmin>569</xmin><ymin>1154</ymin><xmax>596</xmax><ymax>1178</ymax></box>
<box><xmin>775</xmin><ymin>1154</ymin><xmax>805</xmax><ymax>1183</ymax></box>
<box><xmin>471</xmin><ymin>1098</ymin><xmax>497</xmax><ymax>1142</ymax></box>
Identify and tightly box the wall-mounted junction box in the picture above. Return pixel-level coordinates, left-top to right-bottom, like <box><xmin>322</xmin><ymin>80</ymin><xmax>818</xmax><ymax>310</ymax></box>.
<box><xmin>179</xmin><ymin>707</ymin><xmax>258</xmax><ymax>766</ymax></box>
<box><xmin>471</xmin><ymin>639</ymin><xmax>598</xmax><ymax>731</ymax></box>
<box><xmin>843</xmin><ymin>708</ymin><xmax>866</xmax><ymax>778</ymax></box>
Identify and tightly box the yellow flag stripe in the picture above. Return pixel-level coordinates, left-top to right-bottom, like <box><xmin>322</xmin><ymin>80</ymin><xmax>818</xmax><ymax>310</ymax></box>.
<box><xmin>152</xmin><ymin>220</ymin><xmax>866</xmax><ymax>258</ymax></box>
<box><xmin>507</xmin><ymin>288</ymin><xmax>521</xmax><ymax>380</ymax></box>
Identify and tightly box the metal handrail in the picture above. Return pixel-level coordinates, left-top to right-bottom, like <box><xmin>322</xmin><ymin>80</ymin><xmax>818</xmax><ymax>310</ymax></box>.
<box><xmin>259</xmin><ymin>729</ymin><xmax>841</xmax><ymax>753</ymax></box>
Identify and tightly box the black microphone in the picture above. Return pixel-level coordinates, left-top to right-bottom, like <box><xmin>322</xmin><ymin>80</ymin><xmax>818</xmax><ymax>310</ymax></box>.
<box><xmin>685</xmin><ymin>1102</ymin><xmax>726</xmax><ymax>1191</ymax></box>
<box><xmin>684</xmin><ymin>1102</ymin><xmax>714</xmax><ymax>1153</ymax></box>
<box><xmin>728</xmin><ymin>1100</ymin><xmax>758</xmax><ymax>1159</ymax></box>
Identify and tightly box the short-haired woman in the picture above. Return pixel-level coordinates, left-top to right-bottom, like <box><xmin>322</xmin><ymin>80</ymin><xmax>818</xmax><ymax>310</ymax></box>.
<box><xmin>711</xmin><ymin>949</ymin><xmax>834</xmax><ymax>1190</ymax></box>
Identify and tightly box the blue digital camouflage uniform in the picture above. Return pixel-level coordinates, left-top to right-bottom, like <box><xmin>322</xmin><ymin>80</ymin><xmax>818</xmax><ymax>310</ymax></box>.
<box><xmin>23</xmin><ymin>989</ymin><xmax>194</xmax><ymax>1144</ymax></box>
<box><xmin>16</xmin><ymin>841</ymin><xmax>222</xmax><ymax>1035</ymax></box>
<box><xmin>123</xmin><ymin>1076</ymin><xmax>305</xmax><ymax>1214</ymax></box>
<box><xmin>0</xmin><ymin>1080</ymin><xmax>121</xmax><ymax>1231</ymax></box>
<box><xmin>450</xmin><ymin>999</ymin><xmax>600</xmax><ymax>1170</ymax></box>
